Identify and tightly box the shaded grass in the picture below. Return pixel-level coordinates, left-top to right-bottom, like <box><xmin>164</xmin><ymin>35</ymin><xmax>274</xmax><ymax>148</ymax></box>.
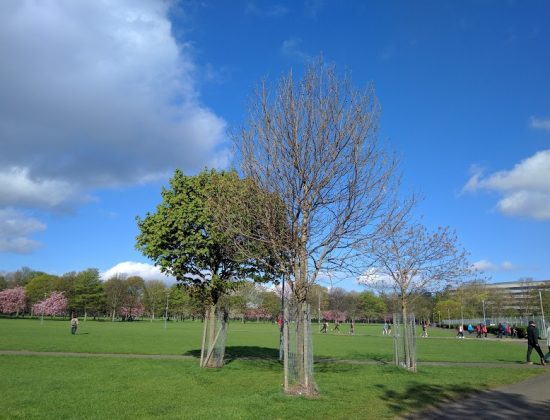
<box><xmin>0</xmin><ymin>355</ymin><xmax>543</xmax><ymax>419</ymax></box>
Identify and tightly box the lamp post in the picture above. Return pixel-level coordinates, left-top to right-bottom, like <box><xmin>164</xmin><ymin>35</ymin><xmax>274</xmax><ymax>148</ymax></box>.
<box><xmin>539</xmin><ymin>290</ymin><xmax>546</xmax><ymax>334</ymax></box>
<box><xmin>482</xmin><ymin>300</ymin><xmax>486</xmax><ymax>324</ymax></box>
<box><xmin>164</xmin><ymin>290</ymin><xmax>169</xmax><ymax>330</ymax></box>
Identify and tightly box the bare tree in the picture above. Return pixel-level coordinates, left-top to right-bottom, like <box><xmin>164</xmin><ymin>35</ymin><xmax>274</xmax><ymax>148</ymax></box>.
<box><xmin>233</xmin><ymin>59</ymin><xmax>402</xmax><ymax>394</ymax></box>
<box><xmin>359</xmin><ymin>221</ymin><xmax>474</xmax><ymax>370</ymax></box>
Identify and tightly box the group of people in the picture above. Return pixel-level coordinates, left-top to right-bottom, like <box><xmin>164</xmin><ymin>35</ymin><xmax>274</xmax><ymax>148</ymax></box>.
<box><xmin>320</xmin><ymin>320</ymin><xmax>355</xmax><ymax>335</ymax></box>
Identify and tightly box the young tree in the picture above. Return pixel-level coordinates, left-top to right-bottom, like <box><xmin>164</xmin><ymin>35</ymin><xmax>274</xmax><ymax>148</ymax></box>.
<box><xmin>0</xmin><ymin>287</ymin><xmax>27</xmax><ymax>316</ymax></box>
<box><xmin>360</xmin><ymin>222</ymin><xmax>473</xmax><ymax>370</ymax></box>
<box><xmin>136</xmin><ymin>169</ymin><xmax>277</xmax><ymax>367</ymax></box>
<box><xmin>233</xmin><ymin>59</ymin><xmax>402</xmax><ymax>394</ymax></box>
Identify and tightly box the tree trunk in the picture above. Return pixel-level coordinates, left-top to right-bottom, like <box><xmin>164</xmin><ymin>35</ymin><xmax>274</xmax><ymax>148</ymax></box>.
<box><xmin>200</xmin><ymin>303</ymin><xmax>226</xmax><ymax>368</ymax></box>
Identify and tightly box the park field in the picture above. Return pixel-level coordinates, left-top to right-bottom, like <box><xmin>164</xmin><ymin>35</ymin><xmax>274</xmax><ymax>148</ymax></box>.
<box><xmin>0</xmin><ymin>318</ymin><xmax>546</xmax><ymax>419</ymax></box>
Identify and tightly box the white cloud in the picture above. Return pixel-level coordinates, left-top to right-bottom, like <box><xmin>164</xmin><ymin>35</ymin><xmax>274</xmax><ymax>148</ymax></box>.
<box><xmin>101</xmin><ymin>261</ymin><xmax>176</xmax><ymax>283</ymax></box>
<box><xmin>530</xmin><ymin>116</ymin><xmax>550</xmax><ymax>131</ymax></box>
<box><xmin>472</xmin><ymin>259</ymin><xmax>516</xmax><ymax>272</ymax></box>
<box><xmin>0</xmin><ymin>0</ymin><xmax>229</xmax><ymax>203</ymax></box>
<box><xmin>0</xmin><ymin>209</ymin><xmax>46</xmax><ymax>254</ymax></box>
<box><xmin>0</xmin><ymin>0</ymin><xmax>230</xmax><ymax>253</ymax></box>
<box><xmin>245</xmin><ymin>3</ymin><xmax>288</xmax><ymax>18</ymax></box>
<box><xmin>281</xmin><ymin>37</ymin><xmax>310</xmax><ymax>61</ymax></box>
<box><xmin>0</xmin><ymin>167</ymin><xmax>84</xmax><ymax>210</ymax></box>
<box><xmin>463</xmin><ymin>150</ymin><xmax>550</xmax><ymax>219</ymax></box>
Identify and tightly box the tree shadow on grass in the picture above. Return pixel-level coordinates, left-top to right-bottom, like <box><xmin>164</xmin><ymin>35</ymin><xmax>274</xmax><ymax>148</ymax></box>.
<box><xmin>376</xmin><ymin>382</ymin><xmax>478</xmax><ymax>416</ymax></box>
<box><xmin>184</xmin><ymin>346</ymin><xmax>279</xmax><ymax>361</ymax></box>
<box><xmin>377</xmin><ymin>381</ymin><xmax>550</xmax><ymax>419</ymax></box>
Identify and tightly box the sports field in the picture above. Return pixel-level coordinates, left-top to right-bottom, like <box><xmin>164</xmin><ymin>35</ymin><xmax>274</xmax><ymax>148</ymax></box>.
<box><xmin>0</xmin><ymin>319</ymin><xmax>545</xmax><ymax>419</ymax></box>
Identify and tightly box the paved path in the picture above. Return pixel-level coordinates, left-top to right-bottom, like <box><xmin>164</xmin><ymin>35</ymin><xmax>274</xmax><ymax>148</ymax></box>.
<box><xmin>402</xmin><ymin>372</ymin><xmax>550</xmax><ymax>419</ymax></box>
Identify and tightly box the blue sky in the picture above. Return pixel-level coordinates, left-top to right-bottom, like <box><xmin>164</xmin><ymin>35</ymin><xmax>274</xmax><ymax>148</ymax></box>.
<box><xmin>1</xmin><ymin>0</ymin><xmax>549</xmax><ymax>290</ymax></box>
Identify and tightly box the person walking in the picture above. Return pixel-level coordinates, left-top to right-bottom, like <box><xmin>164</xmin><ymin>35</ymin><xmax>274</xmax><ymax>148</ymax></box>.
<box><xmin>70</xmin><ymin>314</ymin><xmax>79</xmax><ymax>335</ymax></box>
<box><xmin>544</xmin><ymin>325</ymin><xmax>550</xmax><ymax>363</ymax></box>
<box><xmin>383</xmin><ymin>322</ymin><xmax>389</xmax><ymax>335</ymax></box>
<box><xmin>526</xmin><ymin>320</ymin><xmax>546</xmax><ymax>365</ymax></box>
<box><xmin>456</xmin><ymin>324</ymin><xmax>464</xmax><ymax>339</ymax></box>
<box><xmin>333</xmin><ymin>320</ymin><xmax>340</xmax><ymax>333</ymax></box>
<box><xmin>421</xmin><ymin>321</ymin><xmax>428</xmax><ymax>338</ymax></box>
<box><xmin>320</xmin><ymin>321</ymin><xmax>328</xmax><ymax>333</ymax></box>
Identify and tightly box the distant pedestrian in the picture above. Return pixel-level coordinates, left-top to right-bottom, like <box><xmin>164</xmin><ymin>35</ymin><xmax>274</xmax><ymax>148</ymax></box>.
<box><xmin>70</xmin><ymin>314</ymin><xmax>79</xmax><ymax>335</ymax></box>
<box><xmin>526</xmin><ymin>321</ymin><xmax>546</xmax><ymax>365</ymax></box>
<box><xmin>505</xmin><ymin>324</ymin><xmax>511</xmax><ymax>337</ymax></box>
<box><xmin>456</xmin><ymin>324</ymin><xmax>464</xmax><ymax>339</ymax></box>
<box><xmin>349</xmin><ymin>320</ymin><xmax>355</xmax><ymax>335</ymax></box>
<box><xmin>333</xmin><ymin>320</ymin><xmax>340</xmax><ymax>333</ymax></box>
<box><xmin>467</xmin><ymin>324</ymin><xmax>473</xmax><ymax>335</ymax></box>
<box><xmin>383</xmin><ymin>322</ymin><xmax>389</xmax><ymax>335</ymax></box>
<box><xmin>387</xmin><ymin>323</ymin><xmax>392</xmax><ymax>335</ymax></box>
<box><xmin>320</xmin><ymin>321</ymin><xmax>328</xmax><ymax>333</ymax></box>
<box><xmin>476</xmin><ymin>324</ymin><xmax>482</xmax><ymax>338</ymax></box>
<box><xmin>422</xmin><ymin>322</ymin><xmax>428</xmax><ymax>338</ymax></box>
<box><xmin>545</xmin><ymin>325</ymin><xmax>550</xmax><ymax>363</ymax></box>
<box><xmin>497</xmin><ymin>323</ymin><xmax>504</xmax><ymax>339</ymax></box>
<box><xmin>482</xmin><ymin>324</ymin><xmax>488</xmax><ymax>338</ymax></box>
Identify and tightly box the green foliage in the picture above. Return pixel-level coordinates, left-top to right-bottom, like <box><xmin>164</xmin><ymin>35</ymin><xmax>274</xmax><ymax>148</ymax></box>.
<box><xmin>359</xmin><ymin>291</ymin><xmax>387</xmax><ymax>320</ymax></box>
<box><xmin>136</xmin><ymin>169</ymin><xmax>277</xmax><ymax>305</ymax></box>
<box><xmin>24</xmin><ymin>274</ymin><xmax>60</xmax><ymax>305</ymax></box>
<box><xmin>72</xmin><ymin>269</ymin><xmax>104</xmax><ymax>317</ymax></box>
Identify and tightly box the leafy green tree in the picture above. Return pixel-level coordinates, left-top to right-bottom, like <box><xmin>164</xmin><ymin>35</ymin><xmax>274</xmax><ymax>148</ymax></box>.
<box><xmin>25</xmin><ymin>274</ymin><xmax>59</xmax><ymax>306</ymax></box>
<box><xmin>123</xmin><ymin>276</ymin><xmax>145</xmax><ymax>319</ymax></box>
<box><xmin>259</xmin><ymin>290</ymin><xmax>281</xmax><ymax>321</ymax></box>
<box><xmin>72</xmin><ymin>269</ymin><xmax>103</xmax><ymax>320</ymax></box>
<box><xmin>143</xmin><ymin>280</ymin><xmax>167</xmax><ymax>320</ymax></box>
<box><xmin>136</xmin><ymin>169</ymin><xmax>276</xmax><ymax>367</ymax></box>
<box><xmin>0</xmin><ymin>275</ymin><xmax>7</xmax><ymax>291</ymax></box>
<box><xmin>358</xmin><ymin>291</ymin><xmax>387</xmax><ymax>322</ymax></box>
<box><xmin>103</xmin><ymin>276</ymin><xmax>127</xmax><ymax>321</ymax></box>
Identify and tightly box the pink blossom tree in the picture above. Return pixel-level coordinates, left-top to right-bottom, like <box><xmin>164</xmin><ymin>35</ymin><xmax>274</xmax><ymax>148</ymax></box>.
<box><xmin>120</xmin><ymin>301</ymin><xmax>145</xmax><ymax>319</ymax></box>
<box><xmin>33</xmin><ymin>291</ymin><xmax>68</xmax><ymax>317</ymax></box>
<box><xmin>245</xmin><ymin>308</ymin><xmax>272</xmax><ymax>322</ymax></box>
<box><xmin>322</xmin><ymin>310</ymin><xmax>347</xmax><ymax>322</ymax></box>
<box><xmin>0</xmin><ymin>287</ymin><xmax>27</xmax><ymax>316</ymax></box>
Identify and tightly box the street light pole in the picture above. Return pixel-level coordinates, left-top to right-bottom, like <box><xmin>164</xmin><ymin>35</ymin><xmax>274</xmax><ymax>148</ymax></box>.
<box><xmin>164</xmin><ymin>291</ymin><xmax>169</xmax><ymax>330</ymax></box>
<box><xmin>482</xmin><ymin>300</ymin><xmax>486</xmax><ymax>324</ymax></box>
<box><xmin>539</xmin><ymin>290</ymin><xmax>546</xmax><ymax>334</ymax></box>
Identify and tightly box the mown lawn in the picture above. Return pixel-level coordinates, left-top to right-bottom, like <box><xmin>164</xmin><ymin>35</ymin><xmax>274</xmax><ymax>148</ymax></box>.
<box><xmin>0</xmin><ymin>355</ymin><xmax>542</xmax><ymax>420</ymax></box>
<box><xmin>0</xmin><ymin>318</ymin><xmax>545</xmax><ymax>419</ymax></box>
<box><xmin>0</xmin><ymin>318</ymin><xmax>530</xmax><ymax>363</ymax></box>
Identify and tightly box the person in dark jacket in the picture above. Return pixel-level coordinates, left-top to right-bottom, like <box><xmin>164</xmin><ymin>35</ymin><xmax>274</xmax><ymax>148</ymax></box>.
<box><xmin>526</xmin><ymin>321</ymin><xmax>546</xmax><ymax>365</ymax></box>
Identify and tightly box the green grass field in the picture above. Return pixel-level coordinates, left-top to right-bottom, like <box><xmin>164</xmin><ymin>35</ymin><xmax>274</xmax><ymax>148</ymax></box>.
<box><xmin>0</xmin><ymin>318</ymin><xmax>546</xmax><ymax>419</ymax></box>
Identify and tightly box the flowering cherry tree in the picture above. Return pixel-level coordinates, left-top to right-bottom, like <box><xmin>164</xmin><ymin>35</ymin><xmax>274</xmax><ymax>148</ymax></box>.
<box><xmin>33</xmin><ymin>291</ymin><xmax>68</xmax><ymax>317</ymax></box>
<box><xmin>245</xmin><ymin>308</ymin><xmax>272</xmax><ymax>322</ymax></box>
<box><xmin>120</xmin><ymin>301</ymin><xmax>145</xmax><ymax>319</ymax></box>
<box><xmin>322</xmin><ymin>310</ymin><xmax>347</xmax><ymax>322</ymax></box>
<box><xmin>0</xmin><ymin>287</ymin><xmax>27</xmax><ymax>315</ymax></box>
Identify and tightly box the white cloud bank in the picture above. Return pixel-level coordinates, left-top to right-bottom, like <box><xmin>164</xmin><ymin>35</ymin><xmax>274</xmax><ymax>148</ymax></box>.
<box><xmin>472</xmin><ymin>259</ymin><xmax>516</xmax><ymax>272</ymax></box>
<box><xmin>101</xmin><ymin>261</ymin><xmax>176</xmax><ymax>283</ymax></box>
<box><xmin>463</xmin><ymin>149</ymin><xmax>550</xmax><ymax>219</ymax></box>
<box><xmin>0</xmin><ymin>0</ymin><xmax>229</xmax><ymax>251</ymax></box>
<box><xmin>530</xmin><ymin>116</ymin><xmax>550</xmax><ymax>131</ymax></box>
<box><xmin>0</xmin><ymin>209</ymin><xmax>46</xmax><ymax>253</ymax></box>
